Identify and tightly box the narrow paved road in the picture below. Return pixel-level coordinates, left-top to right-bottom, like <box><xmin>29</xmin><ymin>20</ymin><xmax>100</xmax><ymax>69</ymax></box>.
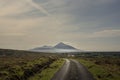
<box><xmin>51</xmin><ymin>59</ymin><xmax>95</xmax><ymax>80</ymax></box>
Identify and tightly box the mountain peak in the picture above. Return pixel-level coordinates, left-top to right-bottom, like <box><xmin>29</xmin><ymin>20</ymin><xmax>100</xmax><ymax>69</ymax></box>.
<box><xmin>57</xmin><ymin>42</ymin><xmax>66</xmax><ymax>45</ymax></box>
<box><xmin>54</xmin><ymin>42</ymin><xmax>77</xmax><ymax>49</ymax></box>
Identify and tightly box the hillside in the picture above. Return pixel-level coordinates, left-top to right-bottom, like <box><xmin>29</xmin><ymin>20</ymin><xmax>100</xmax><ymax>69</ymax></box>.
<box><xmin>31</xmin><ymin>42</ymin><xmax>80</xmax><ymax>53</ymax></box>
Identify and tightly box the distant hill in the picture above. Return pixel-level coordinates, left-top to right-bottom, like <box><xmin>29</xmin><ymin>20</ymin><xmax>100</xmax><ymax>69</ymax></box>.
<box><xmin>0</xmin><ymin>48</ymin><xmax>59</xmax><ymax>57</ymax></box>
<box><xmin>33</xmin><ymin>46</ymin><xmax>54</xmax><ymax>50</ymax></box>
<box><xmin>54</xmin><ymin>42</ymin><xmax>77</xmax><ymax>49</ymax></box>
<box><xmin>0</xmin><ymin>49</ymin><xmax>38</xmax><ymax>57</ymax></box>
<box><xmin>31</xmin><ymin>42</ymin><xmax>80</xmax><ymax>53</ymax></box>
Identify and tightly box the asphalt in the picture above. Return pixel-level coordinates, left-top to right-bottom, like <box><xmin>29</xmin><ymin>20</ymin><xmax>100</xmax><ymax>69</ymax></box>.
<box><xmin>51</xmin><ymin>59</ymin><xmax>95</xmax><ymax>80</ymax></box>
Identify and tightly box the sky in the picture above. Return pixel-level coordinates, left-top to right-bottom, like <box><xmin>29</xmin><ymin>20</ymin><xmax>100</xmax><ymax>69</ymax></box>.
<box><xmin>0</xmin><ymin>0</ymin><xmax>120</xmax><ymax>51</ymax></box>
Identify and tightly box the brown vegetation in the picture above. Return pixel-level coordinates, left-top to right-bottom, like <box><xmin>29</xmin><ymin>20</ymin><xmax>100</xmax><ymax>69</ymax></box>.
<box><xmin>0</xmin><ymin>49</ymin><xmax>59</xmax><ymax>80</ymax></box>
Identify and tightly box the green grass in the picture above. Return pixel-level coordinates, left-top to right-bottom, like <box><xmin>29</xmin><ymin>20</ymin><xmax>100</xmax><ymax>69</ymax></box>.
<box><xmin>0</xmin><ymin>56</ymin><xmax>57</xmax><ymax>80</ymax></box>
<box><xmin>76</xmin><ymin>58</ymin><xmax>120</xmax><ymax>80</ymax></box>
<box><xmin>29</xmin><ymin>58</ymin><xmax>65</xmax><ymax>80</ymax></box>
<box><xmin>0</xmin><ymin>49</ymin><xmax>60</xmax><ymax>80</ymax></box>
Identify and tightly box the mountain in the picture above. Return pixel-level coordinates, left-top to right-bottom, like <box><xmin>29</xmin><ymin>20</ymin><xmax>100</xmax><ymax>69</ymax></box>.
<box><xmin>31</xmin><ymin>42</ymin><xmax>80</xmax><ymax>53</ymax></box>
<box><xmin>31</xmin><ymin>45</ymin><xmax>56</xmax><ymax>53</ymax></box>
<box><xmin>54</xmin><ymin>42</ymin><xmax>77</xmax><ymax>49</ymax></box>
<box><xmin>33</xmin><ymin>45</ymin><xmax>53</xmax><ymax>50</ymax></box>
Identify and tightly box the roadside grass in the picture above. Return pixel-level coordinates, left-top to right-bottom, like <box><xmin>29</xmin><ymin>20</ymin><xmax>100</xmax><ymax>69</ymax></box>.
<box><xmin>29</xmin><ymin>58</ymin><xmax>65</xmax><ymax>80</ymax></box>
<box><xmin>0</xmin><ymin>56</ymin><xmax>57</xmax><ymax>80</ymax></box>
<box><xmin>76</xmin><ymin>58</ymin><xmax>120</xmax><ymax>80</ymax></box>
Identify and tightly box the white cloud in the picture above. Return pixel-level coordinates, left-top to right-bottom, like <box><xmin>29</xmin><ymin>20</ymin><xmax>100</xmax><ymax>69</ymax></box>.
<box><xmin>0</xmin><ymin>0</ymin><xmax>33</xmax><ymax>17</ymax></box>
<box><xmin>90</xmin><ymin>29</ymin><xmax>120</xmax><ymax>38</ymax></box>
<box><xmin>26</xmin><ymin>0</ymin><xmax>50</xmax><ymax>16</ymax></box>
<box><xmin>56</xmin><ymin>29</ymin><xmax>120</xmax><ymax>41</ymax></box>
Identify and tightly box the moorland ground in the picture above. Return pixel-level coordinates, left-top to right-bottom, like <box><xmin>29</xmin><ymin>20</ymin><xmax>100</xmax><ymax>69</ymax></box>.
<box><xmin>0</xmin><ymin>49</ymin><xmax>120</xmax><ymax>80</ymax></box>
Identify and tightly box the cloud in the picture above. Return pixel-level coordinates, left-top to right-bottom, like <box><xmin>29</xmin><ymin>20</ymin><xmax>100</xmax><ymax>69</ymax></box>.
<box><xmin>0</xmin><ymin>33</ymin><xmax>25</xmax><ymax>37</ymax></box>
<box><xmin>0</xmin><ymin>0</ymin><xmax>120</xmax><ymax>51</ymax></box>
<box><xmin>26</xmin><ymin>0</ymin><xmax>50</xmax><ymax>16</ymax></box>
<box><xmin>56</xmin><ymin>29</ymin><xmax>120</xmax><ymax>41</ymax></box>
<box><xmin>90</xmin><ymin>29</ymin><xmax>120</xmax><ymax>38</ymax></box>
<box><xmin>0</xmin><ymin>0</ymin><xmax>50</xmax><ymax>18</ymax></box>
<box><xmin>0</xmin><ymin>0</ymin><xmax>32</xmax><ymax>17</ymax></box>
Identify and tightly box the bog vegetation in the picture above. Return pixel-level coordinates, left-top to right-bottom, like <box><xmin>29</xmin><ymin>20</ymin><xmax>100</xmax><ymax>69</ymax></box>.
<box><xmin>76</xmin><ymin>57</ymin><xmax>120</xmax><ymax>80</ymax></box>
<box><xmin>0</xmin><ymin>49</ymin><xmax>120</xmax><ymax>80</ymax></box>
<box><xmin>0</xmin><ymin>49</ymin><xmax>64</xmax><ymax>80</ymax></box>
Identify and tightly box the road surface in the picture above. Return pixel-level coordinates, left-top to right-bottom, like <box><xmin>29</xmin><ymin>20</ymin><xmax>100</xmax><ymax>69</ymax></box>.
<box><xmin>51</xmin><ymin>59</ymin><xmax>95</xmax><ymax>80</ymax></box>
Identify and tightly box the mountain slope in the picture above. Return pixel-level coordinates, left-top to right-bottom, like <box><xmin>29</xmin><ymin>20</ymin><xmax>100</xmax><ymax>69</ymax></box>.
<box><xmin>54</xmin><ymin>42</ymin><xmax>77</xmax><ymax>50</ymax></box>
<box><xmin>33</xmin><ymin>46</ymin><xmax>54</xmax><ymax>50</ymax></box>
<box><xmin>31</xmin><ymin>42</ymin><xmax>80</xmax><ymax>53</ymax></box>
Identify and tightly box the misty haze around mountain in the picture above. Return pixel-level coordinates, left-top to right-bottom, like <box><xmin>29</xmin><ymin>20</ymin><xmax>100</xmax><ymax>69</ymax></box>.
<box><xmin>31</xmin><ymin>42</ymin><xmax>81</xmax><ymax>53</ymax></box>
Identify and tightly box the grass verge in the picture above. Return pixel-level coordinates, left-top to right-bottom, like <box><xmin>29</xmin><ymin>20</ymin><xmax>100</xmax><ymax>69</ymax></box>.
<box><xmin>29</xmin><ymin>58</ymin><xmax>65</xmax><ymax>80</ymax></box>
<box><xmin>0</xmin><ymin>57</ymin><xmax>56</xmax><ymax>80</ymax></box>
<box><xmin>76</xmin><ymin>58</ymin><xmax>120</xmax><ymax>80</ymax></box>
